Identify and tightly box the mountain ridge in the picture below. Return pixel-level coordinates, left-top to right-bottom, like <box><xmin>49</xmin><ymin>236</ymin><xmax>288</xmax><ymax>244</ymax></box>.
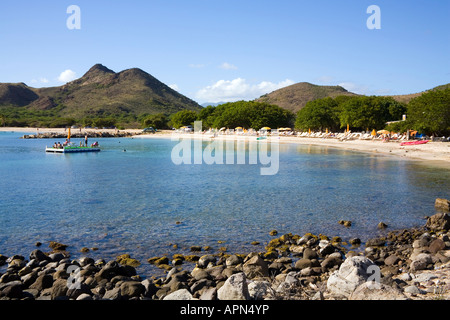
<box><xmin>256</xmin><ymin>82</ymin><xmax>357</xmax><ymax>113</ymax></box>
<box><xmin>0</xmin><ymin>64</ymin><xmax>202</xmax><ymax>119</ymax></box>
<box><xmin>255</xmin><ymin>82</ymin><xmax>450</xmax><ymax>113</ymax></box>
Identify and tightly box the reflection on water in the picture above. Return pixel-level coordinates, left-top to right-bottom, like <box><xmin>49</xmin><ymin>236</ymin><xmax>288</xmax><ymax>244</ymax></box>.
<box><xmin>0</xmin><ymin>132</ymin><xmax>449</xmax><ymax>277</ymax></box>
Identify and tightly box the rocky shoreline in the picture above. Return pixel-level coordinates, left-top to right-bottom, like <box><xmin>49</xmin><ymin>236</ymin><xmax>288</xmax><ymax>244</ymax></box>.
<box><xmin>20</xmin><ymin>131</ymin><xmax>134</xmax><ymax>139</ymax></box>
<box><xmin>1</xmin><ymin>206</ymin><xmax>449</xmax><ymax>300</ymax></box>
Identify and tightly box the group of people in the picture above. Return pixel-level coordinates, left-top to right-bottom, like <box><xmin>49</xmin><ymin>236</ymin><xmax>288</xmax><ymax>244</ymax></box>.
<box><xmin>52</xmin><ymin>142</ymin><xmax>64</xmax><ymax>149</ymax></box>
<box><xmin>52</xmin><ymin>137</ymin><xmax>99</xmax><ymax>149</ymax></box>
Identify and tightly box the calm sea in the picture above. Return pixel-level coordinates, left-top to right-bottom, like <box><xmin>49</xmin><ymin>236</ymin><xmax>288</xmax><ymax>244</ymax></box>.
<box><xmin>0</xmin><ymin>131</ymin><xmax>449</xmax><ymax>277</ymax></box>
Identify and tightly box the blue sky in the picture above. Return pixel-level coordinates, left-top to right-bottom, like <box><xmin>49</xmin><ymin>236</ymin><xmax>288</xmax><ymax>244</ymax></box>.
<box><xmin>0</xmin><ymin>0</ymin><xmax>448</xmax><ymax>104</ymax></box>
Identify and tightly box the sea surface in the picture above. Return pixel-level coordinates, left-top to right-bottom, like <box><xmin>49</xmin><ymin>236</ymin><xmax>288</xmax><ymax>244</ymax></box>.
<box><xmin>0</xmin><ymin>131</ymin><xmax>449</xmax><ymax>277</ymax></box>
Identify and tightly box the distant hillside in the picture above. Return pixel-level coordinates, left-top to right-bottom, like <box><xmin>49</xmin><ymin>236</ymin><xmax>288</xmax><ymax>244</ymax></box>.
<box><xmin>256</xmin><ymin>82</ymin><xmax>357</xmax><ymax>113</ymax></box>
<box><xmin>390</xmin><ymin>83</ymin><xmax>450</xmax><ymax>104</ymax></box>
<box><xmin>0</xmin><ymin>83</ymin><xmax>39</xmax><ymax>107</ymax></box>
<box><xmin>256</xmin><ymin>82</ymin><xmax>450</xmax><ymax>113</ymax></box>
<box><xmin>0</xmin><ymin>64</ymin><xmax>202</xmax><ymax>119</ymax></box>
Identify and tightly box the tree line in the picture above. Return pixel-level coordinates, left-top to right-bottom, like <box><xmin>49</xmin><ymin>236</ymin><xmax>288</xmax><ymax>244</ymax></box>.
<box><xmin>142</xmin><ymin>101</ymin><xmax>295</xmax><ymax>130</ymax></box>
<box><xmin>294</xmin><ymin>88</ymin><xmax>450</xmax><ymax>136</ymax></box>
<box><xmin>1</xmin><ymin>88</ymin><xmax>448</xmax><ymax>136</ymax></box>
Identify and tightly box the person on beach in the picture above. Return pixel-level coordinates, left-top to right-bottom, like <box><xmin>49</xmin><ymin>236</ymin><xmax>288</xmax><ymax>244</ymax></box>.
<box><xmin>85</xmin><ymin>135</ymin><xmax>88</xmax><ymax>147</ymax></box>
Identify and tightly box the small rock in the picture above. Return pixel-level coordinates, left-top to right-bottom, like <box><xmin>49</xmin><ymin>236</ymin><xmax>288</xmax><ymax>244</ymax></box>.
<box><xmin>243</xmin><ymin>255</ymin><xmax>269</xmax><ymax>279</ymax></box>
<box><xmin>350</xmin><ymin>282</ymin><xmax>407</xmax><ymax>300</ymax></box>
<box><xmin>225</xmin><ymin>255</ymin><xmax>242</xmax><ymax>267</ymax></box>
<box><xmin>377</xmin><ymin>222</ymin><xmax>388</xmax><ymax>229</ymax></box>
<box><xmin>120</xmin><ymin>281</ymin><xmax>145</xmax><ymax>298</ymax></box>
<box><xmin>410</xmin><ymin>253</ymin><xmax>433</xmax><ymax>271</ymax></box>
<box><xmin>248</xmin><ymin>281</ymin><xmax>272</xmax><ymax>300</ymax></box>
<box><xmin>396</xmin><ymin>273</ymin><xmax>412</xmax><ymax>282</ymax></box>
<box><xmin>29</xmin><ymin>249</ymin><xmax>48</xmax><ymax>262</ymax></box>
<box><xmin>49</xmin><ymin>241</ymin><xmax>68</xmax><ymax>251</ymax></box>
<box><xmin>327</xmin><ymin>256</ymin><xmax>377</xmax><ymax>298</ymax></box>
<box><xmin>321</xmin><ymin>256</ymin><xmax>342</xmax><ymax>269</ymax></box>
<box><xmin>426</xmin><ymin>212</ymin><xmax>450</xmax><ymax>232</ymax></box>
<box><xmin>200</xmin><ymin>287</ymin><xmax>217</xmax><ymax>300</ymax></box>
<box><xmin>295</xmin><ymin>258</ymin><xmax>312</xmax><ymax>270</ymax></box>
<box><xmin>217</xmin><ymin>273</ymin><xmax>249</xmax><ymax>300</ymax></box>
<box><xmin>435</xmin><ymin>198</ymin><xmax>450</xmax><ymax>212</ymax></box>
<box><xmin>338</xmin><ymin>220</ymin><xmax>352</xmax><ymax>227</ymax></box>
<box><xmin>303</xmin><ymin>248</ymin><xmax>318</xmax><ymax>260</ymax></box>
<box><xmin>366</xmin><ymin>238</ymin><xmax>386</xmax><ymax>247</ymax></box>
<box><xmin>404</xmin><ymin>285</ymin><xmax>423</xmax><ymax>295</ymax></box>
<box><xmin>384</xmin><ymin>254</ymin><xmax>401</xmax><ymax>266</ymax></box>
<box><xmin>51</xmin><ymin>278</ymin><xmax>68</xmax><ymax>299</ymax></box>
<box><xmin>1</xmin><ymin>281</ymin><xmax>23</xmax><ymax>299</ymax></box>
<box><xmin>163</xmin><ymin>288</ymin><xmax>193</xmax><ymax>300</ymax></box>
<box><xmin>198</xmin><ymin>255</ymin><xmax>216</xmax><ymax>268</ymax></box>
<box><xmin>48</xmin><ymin>252</ymin><xmax>65</xmax><ymax>262</ymax></box>
<box><xmin>76</xmin><ymin>293</ymin><xmax>93</xmax><ymax>300</ymax></box>
<box><xmin>428</xmin><ymin>238</ymin><xmax>445</xmax><ymax>254</ymax></box>
<box><xmin>30</xmin><ymin>274</ymin><xmax>53</xmax><ymax>291</ymax></box>
<box><xmin>103</xmin><ymin>287</ymin><xmax>121</xmax><ymax>300</ymax></box>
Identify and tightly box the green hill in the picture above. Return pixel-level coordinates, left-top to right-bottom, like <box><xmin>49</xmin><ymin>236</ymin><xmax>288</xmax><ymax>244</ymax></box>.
<box><xmin>256</xmin><ymin>81</ymin><xmax>450</xmax><ymax>114</ymax></box>
<box><xmin>256</xmin><ymin>82</ymin><xmax>357</xmax><ymax>113</ymax></box>
<box><xmin>0</xmin><ymin>82</ymin><xmax>39</xmax><ymax>107</ymax></box>
<box><xmin>0</xmin><ymin>64</ymin><xmax>201</xmax><ymax>127</ymax></box>
<box><xmin>390</xmin><ymin>83</ymin><xmax>450</xmax><ymax>104</ymax></box>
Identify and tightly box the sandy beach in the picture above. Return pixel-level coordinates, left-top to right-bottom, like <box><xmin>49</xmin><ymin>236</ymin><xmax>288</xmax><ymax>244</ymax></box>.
<box><xmin>2</xmin><ymin>127</ymin><xmax>449</xmax><ymax>166</ymax></box>
<box><xmin>134</xmin><ymin>130</ymin><xmax>450</xmax><ymax>167</ymax></box>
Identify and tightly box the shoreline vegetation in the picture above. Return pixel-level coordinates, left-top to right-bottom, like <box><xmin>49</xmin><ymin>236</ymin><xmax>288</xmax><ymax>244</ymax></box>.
<box><xmin>0</xmin><ymin>209</ymin><xmax>449</xmax><ymax>300</ymax></box>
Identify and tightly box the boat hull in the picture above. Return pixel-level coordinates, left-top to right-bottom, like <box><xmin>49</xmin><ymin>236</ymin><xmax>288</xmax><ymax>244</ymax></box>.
<box><xmin>46</xmin><ymin>147</ymin><xmax>101</xmax><ymax>153</ymax></box>
<box><xmin>400</xmin><ymin>140</ymin><xmax>429</xmax><ymax>146</ymax></box>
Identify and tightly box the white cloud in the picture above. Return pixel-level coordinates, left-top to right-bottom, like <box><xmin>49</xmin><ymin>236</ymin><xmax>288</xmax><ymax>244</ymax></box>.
<box><xmin>219</xmin><ymin>62</ymin><xmax>238</xmax><ymax>70</ymax></box>
<box><xmin>58</xmin><ymin>69</ymin><xmax>77</xmax><ymax>83</ymax></box>
<box><xmin>338</xmin><ymin>82</ymin><xmax>370</xmax><ymax>95</ymax></box>
<box><xmin>169</xmin><ymin>84</ymin><xmax>179</xmax><ymax>91</ymax></box>
<box><xmin>196</xmin><ymin>78</ymin><xmax>295</xmax><ymax>103</ymax></box>
<box><xmin>30</xmin><ymin>77</ymin><xmax>49</xmax><ymax>84</ymax></box>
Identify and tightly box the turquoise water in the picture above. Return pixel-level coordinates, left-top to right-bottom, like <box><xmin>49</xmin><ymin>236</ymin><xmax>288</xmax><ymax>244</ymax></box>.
<box><xmin>0</xmin><ymin>131</ymin><xmax>449</xmax><ymax>277</ymax></box>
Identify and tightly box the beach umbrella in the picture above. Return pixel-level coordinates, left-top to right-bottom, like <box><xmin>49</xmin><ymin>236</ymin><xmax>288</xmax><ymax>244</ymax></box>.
<box><xmin>68</xmin><ymin>127</ymin><xmax>71</xmax><ymax>140</ymax></box>
<box><xmin>377</xmin><ymin>130</ymin><xmax>390</xmax><ymax>134</ymax></box>
<box><xmin>262</xmin><ymin>127</ymin><xmax>271</xmax><ymax>130</ymax></box>
<box><xmin>346</xmin><ymin>124</ymin><xmax>349</xmax><ymax>132</ymax></box>
<box><xmin>326</xmin><ymin>128</ymin><xmax>328</xmax><ymax>134</ymax></box>
<box><xmin>371</xmin><ymin>129</ymin><xmax>377</xmax><ymax>136</ymax></box>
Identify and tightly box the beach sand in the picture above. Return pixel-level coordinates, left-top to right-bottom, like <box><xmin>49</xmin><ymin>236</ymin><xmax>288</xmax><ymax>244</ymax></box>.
<box><xmin>135</xmin><ymin>131</ymin><xmax>450</xmax><ymax>167</ymax></box>
<box><xmin>2</xmin><ymin>127</ymin><xmax>449</xmax><ymax>166</ymax></box>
